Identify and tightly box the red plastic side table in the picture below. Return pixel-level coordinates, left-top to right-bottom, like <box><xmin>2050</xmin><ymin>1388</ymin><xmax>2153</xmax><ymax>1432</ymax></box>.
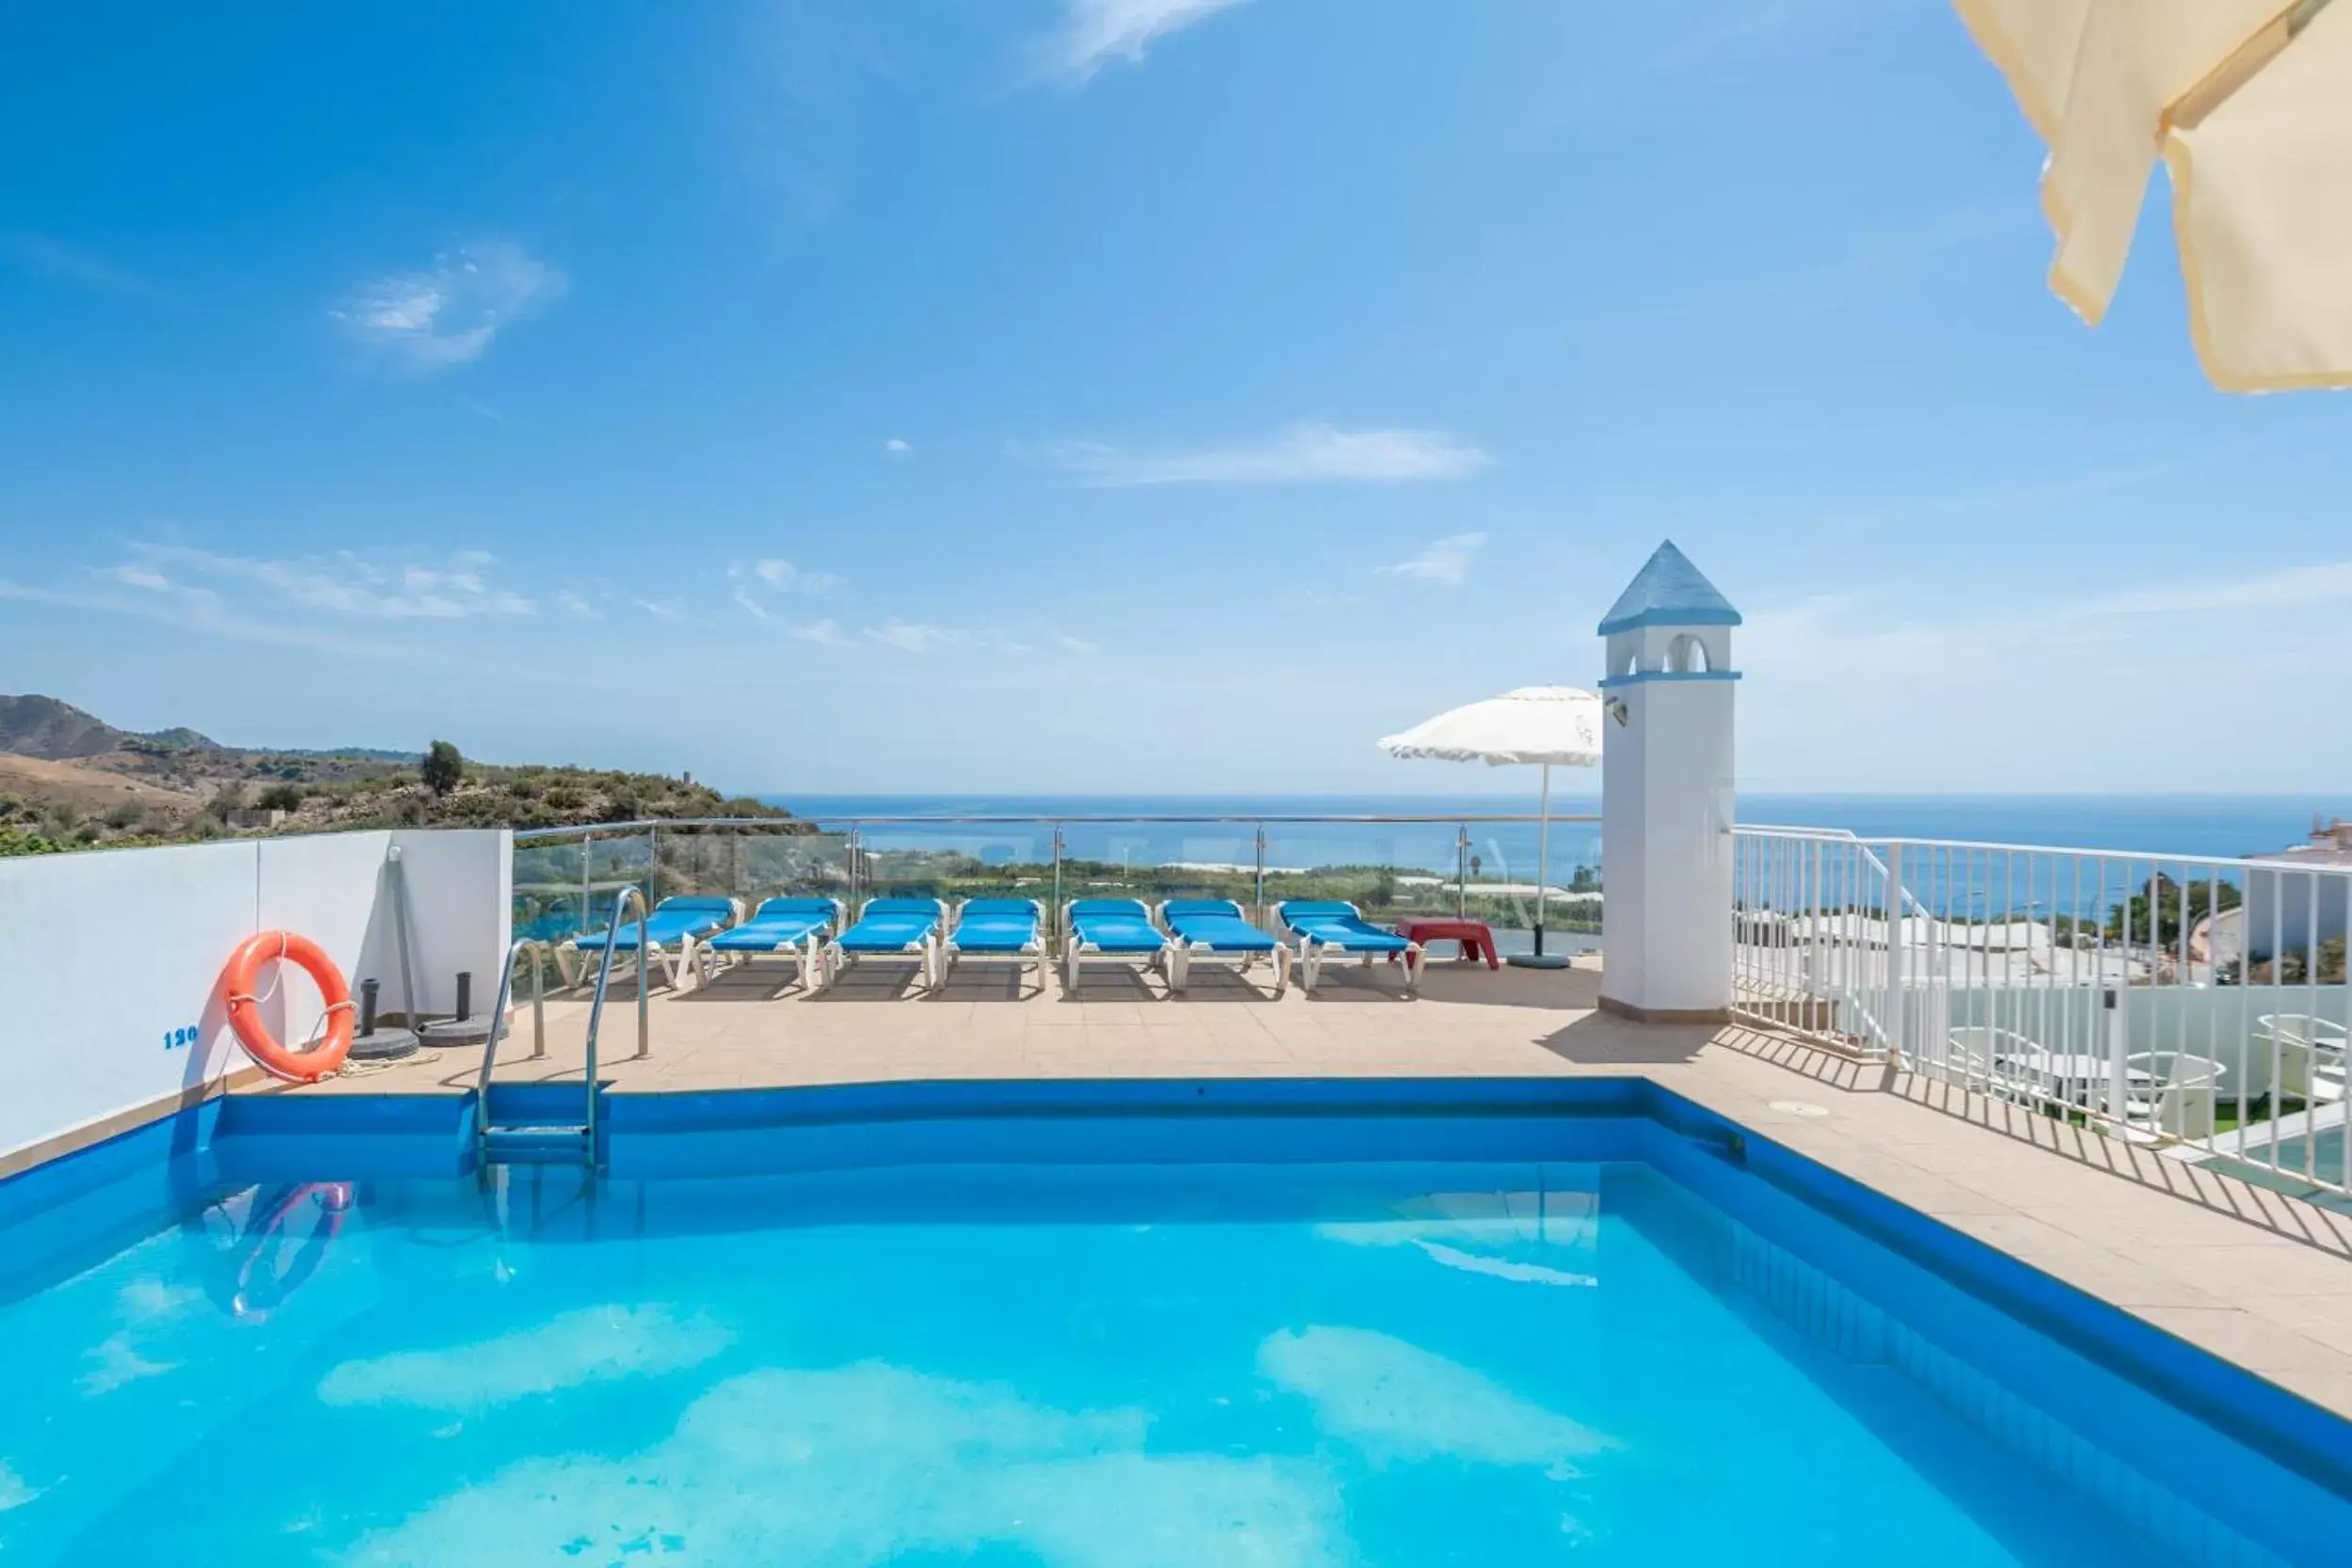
<box><xmin>1388</xmin><ymin>919</ymin><xmax>1501</xmax><ymax>971</ymax></box>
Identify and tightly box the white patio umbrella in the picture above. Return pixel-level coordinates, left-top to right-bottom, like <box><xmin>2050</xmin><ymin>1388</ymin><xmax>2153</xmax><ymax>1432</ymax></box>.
<box><xmin>1953</xmin><ymin>0</ymin><xmax>2352</xmax><ymax>391</ymax></box>
<box><xmin>1379</xmin><ymin>686</ymin><xmax>1602</xmax><ymax>968</ymax></box>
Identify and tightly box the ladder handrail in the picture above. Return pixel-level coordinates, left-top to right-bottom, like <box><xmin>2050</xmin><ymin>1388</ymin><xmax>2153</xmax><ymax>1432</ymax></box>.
<box><xmin>472</xmin><ymin>938</ymin><xmax>550</xmax><ymax>1101</ymax></box>
<box><xmin>475</xmin><ymin>887</ymin><xmax>646</xmax><ymax>1166</ymax></box>
<box><xmin>576</xmin><ymin>885</ymin><xmax>650</xmax><ymax>1152</ymax></box>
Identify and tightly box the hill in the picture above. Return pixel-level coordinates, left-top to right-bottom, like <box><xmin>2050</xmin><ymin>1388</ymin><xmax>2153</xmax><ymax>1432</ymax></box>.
<box><xmin>0</xmin><ymin>692</ymin><xmax>793</xmax><ymax>853</ymax></box>
<box><xmin>0</xmin><ymin>695</ymin><xmax>219</xmax><ymax>760</ymax></box>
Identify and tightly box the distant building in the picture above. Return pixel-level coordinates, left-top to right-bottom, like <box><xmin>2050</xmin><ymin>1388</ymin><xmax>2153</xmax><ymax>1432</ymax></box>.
<box><xmin>2242</xmin><ymin>816</ymin><xmax>2352</xmax><ymax>960</ymax></box>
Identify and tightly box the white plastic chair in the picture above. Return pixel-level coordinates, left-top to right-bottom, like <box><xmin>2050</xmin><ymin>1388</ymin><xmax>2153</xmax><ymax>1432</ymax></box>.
<box><xmin>2257</xmin><ymin>1015</ymin><xmax>2348</xmax><ymax>1104</ymax></box>
<box><xmin>2123</xmin><ymin>1052</ymin><xmax>2225</xmax><ymax>1141</ymax></box>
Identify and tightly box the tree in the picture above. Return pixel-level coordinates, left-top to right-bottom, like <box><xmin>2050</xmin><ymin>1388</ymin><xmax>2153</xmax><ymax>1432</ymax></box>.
<box><xmin>2105</xmin><ymin>875</ymin><xmax>2239</xmax><ymax>950</ymax></box>
<box><xmin>421</xmin><ymin>739</ymin><xmax>465</xmax><ymax>798</ymax></box>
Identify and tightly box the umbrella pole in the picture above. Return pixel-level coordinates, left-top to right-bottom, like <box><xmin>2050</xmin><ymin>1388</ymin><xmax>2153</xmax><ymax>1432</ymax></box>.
<box><xmin>1534</xmin><ymin>762</ymin><xmax>1550</xmax><ymax>957</ymax></box>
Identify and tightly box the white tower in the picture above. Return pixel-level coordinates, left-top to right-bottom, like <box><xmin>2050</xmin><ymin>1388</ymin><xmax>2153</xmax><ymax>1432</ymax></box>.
<box><xmin>1597</xmin><ymin>541</ymin><xmax>1739</xmax><ymax>1022</ymax></box>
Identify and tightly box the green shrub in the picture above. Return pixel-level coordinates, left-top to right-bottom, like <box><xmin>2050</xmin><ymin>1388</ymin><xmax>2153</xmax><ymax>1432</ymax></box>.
<box><xmin>256</xmin><ymin>783</ymin><xmax>306</xmax><ymax>813</ymax></box>
<box><xmin>0</xmin><ymin>827</ymin><xmax>62</xmax><ymax>857</ymax></box>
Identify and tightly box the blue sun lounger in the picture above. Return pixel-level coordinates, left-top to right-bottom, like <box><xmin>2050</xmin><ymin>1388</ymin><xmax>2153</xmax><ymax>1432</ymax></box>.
<box><xmin>1062</xmin><ymin>897</ymin><xmax>1174</xmax><ymax>993</ymax></box>
<box><xmin>1160</xmin><ymin>898</ymin><xmax>1289</xmax><ymax>996</ymax></box>
<box><xmin>942</xmin><ymin>898</ymin><xmax>1048</xmax><ymax>991</ymax></box>
<box><xmin>559</xmin><ymin>895</ymin><xmax>740</xmax><ymax>991</ymax></box>
<box><xmin>825</xmin><ymin>896</ymin><xmax>946</xmax><ymax>991</ymax></box>
<box><xmin>1278</xmin><ymin>899</ymin><xmax>1421</xmax><ymax>996</ymax></box>
<box><xmin>704</xmin><ymin>895</ymin><xmax>842</xmax><ymax>994</ymax></box>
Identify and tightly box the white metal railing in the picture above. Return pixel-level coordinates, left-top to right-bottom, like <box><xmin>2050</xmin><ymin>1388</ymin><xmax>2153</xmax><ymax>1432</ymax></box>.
<box><xmin>1734</xmin><ymin>827</ymin><xmax>2352</xmax><ymax>1198</ymax></box>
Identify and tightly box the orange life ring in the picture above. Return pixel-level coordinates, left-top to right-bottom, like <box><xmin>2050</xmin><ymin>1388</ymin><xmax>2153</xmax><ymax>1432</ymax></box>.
<box><xmin>223</xmin><ymin>931</ymin><xmax>356</xmax><ymax>1083</ymax></box>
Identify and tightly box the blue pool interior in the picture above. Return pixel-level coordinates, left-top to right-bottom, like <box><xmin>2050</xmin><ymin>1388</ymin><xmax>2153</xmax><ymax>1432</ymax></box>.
<box><xmin>2</xmin><ymin>1080</ymin><xmax>2347</xmax><ymax>1567</ymax></box>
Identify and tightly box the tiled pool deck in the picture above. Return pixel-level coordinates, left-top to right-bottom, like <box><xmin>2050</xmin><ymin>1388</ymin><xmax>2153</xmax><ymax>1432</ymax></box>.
<box><xmin>257</xmin><ymin>954</ymin><xmax>2352</xmax><ymax>1419</ymax></box>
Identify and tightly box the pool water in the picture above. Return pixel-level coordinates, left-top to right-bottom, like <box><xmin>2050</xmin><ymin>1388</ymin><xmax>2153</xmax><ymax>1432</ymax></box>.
<box><xmin>0</xmin><ymin>1118</ymin><xmax>2344</xmax><ymax>1566</ymax></box>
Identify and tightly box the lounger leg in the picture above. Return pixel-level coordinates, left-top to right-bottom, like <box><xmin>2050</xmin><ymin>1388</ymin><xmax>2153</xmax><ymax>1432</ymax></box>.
<box><xmin>1169</xmin><ymin>946</ymin><xmax>1188</xmax><ymax>993</ymax></box>
<box><xmin>1403</xmin><ymin>942</ymin><xmax>1422</xmax><ymax>997</ymax></box>
<box><xmin>1272</xmin><ymin>945</ymin><xmax>1291</xmax><ymax>998</ymax></box>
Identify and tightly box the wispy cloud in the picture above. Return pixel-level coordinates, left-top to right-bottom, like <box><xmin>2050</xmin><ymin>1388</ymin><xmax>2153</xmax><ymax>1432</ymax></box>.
<box><xmin>1040</xmin><ymin>0</ymin><xmax>1248</xmax><ymax>82</ymax></box>
<box><xmin>0</xmin><ymin>231</ymin><xmax>169</xmax><ymax>303</ymax></box>
<box><xmin>1801</xmin><ymin>419</ymin><xmax>2343</xmax><ymax>539</ymax></box>
<box><xmin>882</xmin><ymin>437</ymin><xmax>913</xmax><ymax>458</ymax></box>
<box><xmin>1739</xmin><ymin>559</ymin><xmax>2352</xmax><ymax>685</ymax></box>
<box><xmin>113</xmin><ymin>544</ymin><xmax>535</xmax><ymax>620</ymax></box>
<box><xmin>790</xmin><ymin>619</ymin><xmax>850</xmax><ymax>647</ymax></box>
<box><xmin>1740</xmin><ymin>557</ymin><xmax>2352</xmax><ymax>788</ymax></box>
<box><xmin>0</xmin><ymin>578</ymin><xmax>433</xmax><ymax>662</ymax></box>
<box><xmin>331</xmin><ymin>241</ymin><xmax>566</xmax><ymax>373</ymax></box>
<box><xmin>1020</xmin><ymin>423</ymin><xmax>1491</xmax><ymax>487</ymax></box>
<box><xmin>1380</xmin><ymin>532</ymin><xmax>1486</xmax><ymax>587</ymax></box>
<box><xmin>866</xmin><ymin>621</ymin><xmax>962</xmax><ymax>654</ymax></box>
<box><xmin>729</xmin><ymin>558</ymin><xmax>845</xmax><ymax>620</ymax></box>
<box><xmin>556</xmin><ymin>590</ymin><xmax>599</xmax><ymax>618</ymax></box>
<box><xmin>636</xmin><ymin>598</ymin><xmax>687</xmax><ymax>622</ymax></box>
<box><xmin>743</xmin><ymin>559</ymin><xmax>843</xmax><ymax>594</ymax></box>
<box><xmin>2072</xmin><ymin>561</ymin><xmax>2352</xmax><ymax>619</ymax></box>
<box><xmin>1587</xmin><ymin>202</ymin><xmax>2023</xmax><ymax>341</ymax></box>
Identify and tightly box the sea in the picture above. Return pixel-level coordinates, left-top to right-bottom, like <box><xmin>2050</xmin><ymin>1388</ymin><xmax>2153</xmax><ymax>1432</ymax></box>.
<box><xmin>758</xmin><ymin>793</ymin><xmax>2348</xmax><ymax>879</ymax></box>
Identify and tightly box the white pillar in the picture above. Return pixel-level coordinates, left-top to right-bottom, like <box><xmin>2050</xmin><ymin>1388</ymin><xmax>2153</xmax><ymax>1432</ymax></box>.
<box><xmin>1597</xmin><ymin>542</ymin><xmax>1739</xmax><ymax>1022</ymax></box>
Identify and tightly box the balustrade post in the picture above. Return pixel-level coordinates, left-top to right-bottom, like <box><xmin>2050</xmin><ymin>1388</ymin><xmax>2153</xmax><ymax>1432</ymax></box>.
<box><xmin>580</xmin><ymin>832</ymin><xmax>596</xmax><ymax>941</ymax></box>
<box><xmin>1886</xmin><ymin>844</ymin><xmax>1908</xmax><ymax>1066</ymax></box>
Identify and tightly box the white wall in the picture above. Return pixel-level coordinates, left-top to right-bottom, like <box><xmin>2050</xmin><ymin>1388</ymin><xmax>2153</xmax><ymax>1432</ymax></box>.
<box><xmin>0</xmin><ymin>829</ymin><xmax>511</xmax><ymax>1164</ymax></box>
<box><xmin>2240</xmin><ymin>863</ymin><xmax>2352</xmax><ymax>960</ymax></box>
<box><xmin>388</xmin><ymin>829</ymin><xmax>513</xmax><ymax>1020</ymax></box>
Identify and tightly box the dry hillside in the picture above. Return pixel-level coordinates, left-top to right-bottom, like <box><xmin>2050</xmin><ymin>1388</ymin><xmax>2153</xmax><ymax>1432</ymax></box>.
<box><xmin>0</xmin><ymin>694</ymin><xmax>795</xmax><ymax>853</ymax></box>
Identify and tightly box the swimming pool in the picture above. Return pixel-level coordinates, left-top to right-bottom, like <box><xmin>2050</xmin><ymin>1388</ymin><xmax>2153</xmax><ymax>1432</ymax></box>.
<box><xmin>1</xmin><ymin>1081</ymin><xmax>2345</xmax><ymax>1566</ymax></box>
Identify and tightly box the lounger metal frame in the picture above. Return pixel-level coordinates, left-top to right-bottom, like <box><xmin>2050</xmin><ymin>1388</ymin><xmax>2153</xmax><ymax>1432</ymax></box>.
<box><xmin>704</xmin><ymin>896</ymin><xmax>843</xmax><ymax>995</ymax></box>
<box><xmin>941</xmin><ymin>898</ymin><xmax>1050</xmax><ymax>994</ymax></box>
<box><xmin>823</xmin><ymin>896</ymin><xmax>946</xmax><ymax>992</ymax></box>
<box><xmin>1156</xmin><ymin>899</ymin><xmax>1291</xmax><ymax>998</ymax></box>
<box><xmin>1280</xmin><ymin>900</ymin><xmax>1422</xmax><ymax>997</ymax></box>
<box><xmin>1061</xmin><ymin>898</ymin><xmax>1177</xmax><ymax>994</ymax></box>
<box><xmin>556</xmin><ymin>896</ymin><xmax>744</xmax><ymax>995</ymax></box>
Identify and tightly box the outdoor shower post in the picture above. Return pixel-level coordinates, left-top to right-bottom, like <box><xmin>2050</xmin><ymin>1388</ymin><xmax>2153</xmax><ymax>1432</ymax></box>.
<box><xmin>1456</xmin><ymin>825</ymin><xmax>1470</xmax><ymax>921</ymax></box>
<box><xmin>1254</xmin><ymin>826</ymin><xmax>1267</xmax><ymax>927</ymax></box>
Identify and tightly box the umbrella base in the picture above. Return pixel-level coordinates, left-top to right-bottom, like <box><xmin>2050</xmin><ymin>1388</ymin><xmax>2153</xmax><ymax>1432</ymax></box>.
<box><xmin>1506</xmin><ymin>953</ymin><xmax>1571</xmax><ymax>971</ymax></box>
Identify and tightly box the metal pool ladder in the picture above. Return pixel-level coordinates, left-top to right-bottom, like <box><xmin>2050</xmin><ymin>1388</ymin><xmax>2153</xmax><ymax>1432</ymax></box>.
<box><xmin>474</xmin><ymin>886</ymin><xmax>648</xmax><ymax>1171</ymax></box>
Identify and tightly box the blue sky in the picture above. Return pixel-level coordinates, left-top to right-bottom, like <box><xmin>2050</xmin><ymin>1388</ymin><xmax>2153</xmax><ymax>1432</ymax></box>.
<box><xmin>4</xmin><ymin>0</ymin><xmax>2348</xmax><ymax>795</ymax></box>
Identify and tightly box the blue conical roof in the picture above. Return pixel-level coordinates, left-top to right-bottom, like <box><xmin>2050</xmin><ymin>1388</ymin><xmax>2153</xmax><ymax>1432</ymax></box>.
<box><xmin>1597</xmin><ymin>541</ymin><xmax>1740</xmax><ymax>635</ymax></box>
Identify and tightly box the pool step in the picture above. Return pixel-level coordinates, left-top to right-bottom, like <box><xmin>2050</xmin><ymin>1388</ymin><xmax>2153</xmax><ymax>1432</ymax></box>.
<box><xmin>482</xmin><ymin>1123</ymin><xmax>593</xmax><ymax>1164</ymax></box>
<box><xmin>478</xmin><ymin>1083</ymin><xmax>600</xmax><ymax>1169</ymax></box>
